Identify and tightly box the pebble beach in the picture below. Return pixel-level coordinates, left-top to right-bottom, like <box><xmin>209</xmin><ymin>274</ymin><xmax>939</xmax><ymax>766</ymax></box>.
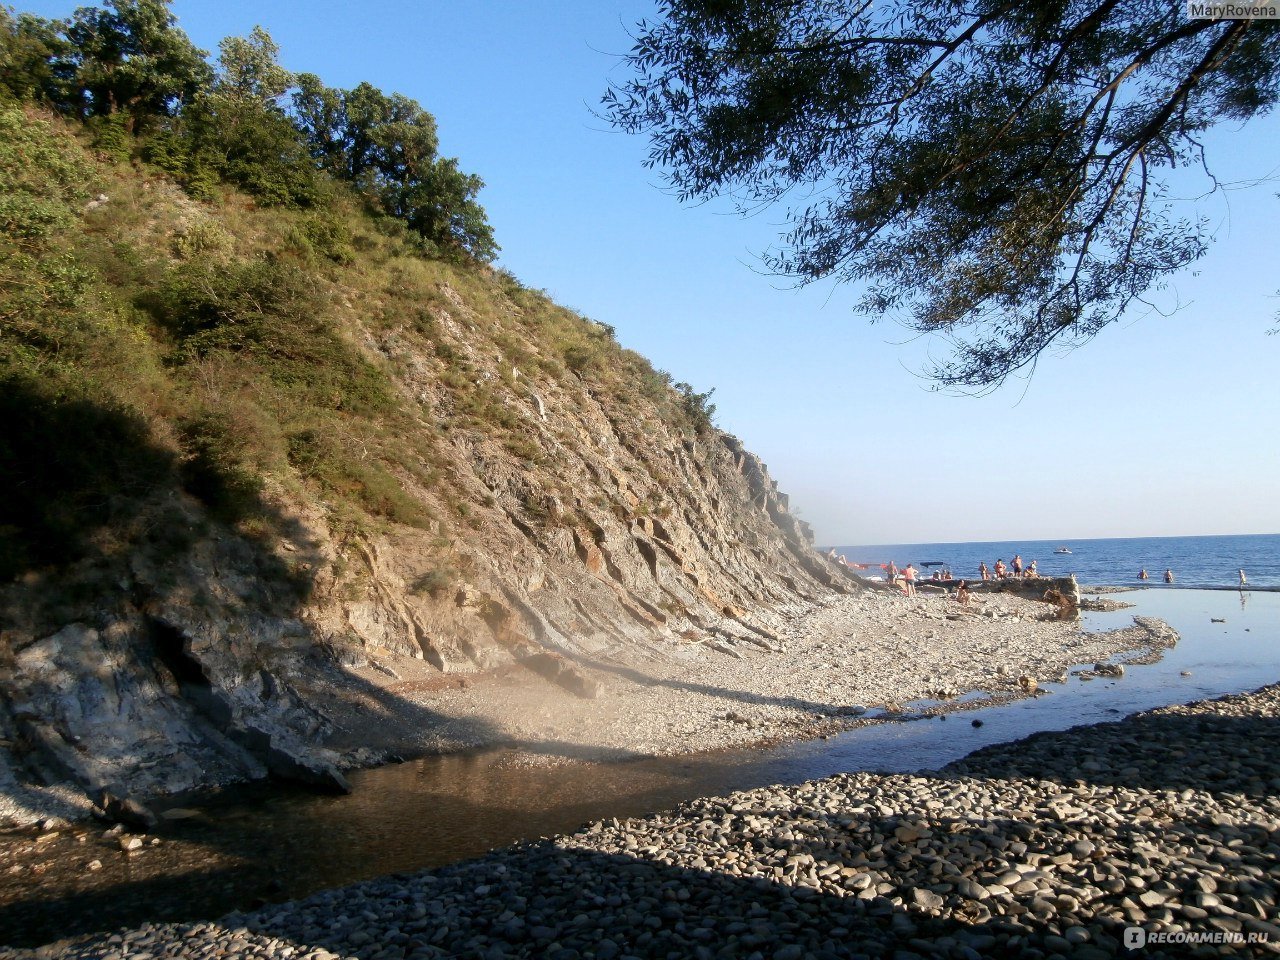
<box><xmin>5</xmin><ymin>682</ymin><xmax>1276</xmax><ymax>959</ymax></box>
<box><xmin>339</xmin><ymin>587</ymin><xmax>1179</xmax><ymax>764</ymax></box>
<box><xmin>7</xmin><ymin>585</ymin><xmax>1277</xmax><ymax>959</ymax></box>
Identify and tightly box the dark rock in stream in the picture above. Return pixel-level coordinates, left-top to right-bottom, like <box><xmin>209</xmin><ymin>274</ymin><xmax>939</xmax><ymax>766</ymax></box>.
<box><xmin>91</xmin><ymin>789</ymin><xmax>155</xmax><ymax>832</ymax></box>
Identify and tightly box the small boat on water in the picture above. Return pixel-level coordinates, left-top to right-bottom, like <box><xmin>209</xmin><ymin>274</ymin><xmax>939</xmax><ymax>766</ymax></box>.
<box><xmin>1054</xmin><ymin>546</ymin><xmax>1072</xmax><ymax>554</ymax></box>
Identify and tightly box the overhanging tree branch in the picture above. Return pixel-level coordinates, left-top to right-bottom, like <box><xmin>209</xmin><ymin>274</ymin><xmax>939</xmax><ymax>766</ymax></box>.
<box><xmin>605</xmin><ymin>1</ymin><xmax>1280</xmax><ymax>387</ymax></box>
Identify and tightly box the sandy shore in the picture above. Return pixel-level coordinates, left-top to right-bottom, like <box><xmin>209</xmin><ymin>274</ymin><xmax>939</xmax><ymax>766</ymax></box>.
<box><xmin>328</xmin><ymin>588</ymin><xmax>1178</xmax><ymax>765</ymax></box>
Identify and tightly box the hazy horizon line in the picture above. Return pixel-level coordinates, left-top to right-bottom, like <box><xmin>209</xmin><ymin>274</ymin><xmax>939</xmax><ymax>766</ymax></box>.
<box><xmin>822</xmin><ymin>531</ymin><xmax>1280</xmax><ymax>549</ymax></box>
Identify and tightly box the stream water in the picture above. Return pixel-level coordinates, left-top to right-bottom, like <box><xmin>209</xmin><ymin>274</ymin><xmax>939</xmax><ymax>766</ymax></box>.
<box><xmin>2</xmin><ymin>588</ymin><xmax>1277</xmax><ymax>947</ymax></box>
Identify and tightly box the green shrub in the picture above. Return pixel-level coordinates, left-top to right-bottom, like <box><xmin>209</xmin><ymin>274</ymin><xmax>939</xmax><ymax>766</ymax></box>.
<box><xmin>674</xmin><ymin>381</ymin><xmax>717</xmax><ymax>434</ymax></box>
<box><xmin>172</xmin><ymin>217</ymin><xmax>233</xmax><ymax>260</ymax></box>
<box><xmin>410</xmin><ymin>567</ymin><xmax>454</xmax><ymax>597</ymax></box>
<box><xmin>0</xmin><ymin>106</ymin><xmax>90</xmax><ymax>245</ymax></box>
<box><xmin>562</xmin><ymin>342</ymin><xmax>601</xmax><ymax>374</ymax></box>
<box><xmin>288</xmin><ymin>212</ymin><xmax>355</xmax><ymax>264</ymax></box>
<box><xmin>286</xmin><ymin>427</ymin><xmax>431</xmax><ymax>528</ymax></box>
<box><xmin>86</xmin><ymin>114</ymin><xmax>132</xmax><ymax>161</ymax></box>
<box><xmin>148</xmin><ymin>257</ymin><xmax>393</xmax><ymax>415</ymax></box>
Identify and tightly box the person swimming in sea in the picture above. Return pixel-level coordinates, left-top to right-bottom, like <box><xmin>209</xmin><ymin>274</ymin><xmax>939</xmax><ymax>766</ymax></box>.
<box><xmin>1164</xmin><ymin>569</ymin><xmax>1175</xmax><ymax>583</ymax></box>
<box><xmin>1138</xmin><ymin>568</ymin><xmax>1148</xmax><ymax>580</ymax></box>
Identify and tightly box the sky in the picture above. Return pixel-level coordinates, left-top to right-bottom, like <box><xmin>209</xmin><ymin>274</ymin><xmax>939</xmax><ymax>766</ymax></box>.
<box><xmin>23</xmin><ymin>0</ymin><xmax>1280</xmax><ymax>545</ymax></box>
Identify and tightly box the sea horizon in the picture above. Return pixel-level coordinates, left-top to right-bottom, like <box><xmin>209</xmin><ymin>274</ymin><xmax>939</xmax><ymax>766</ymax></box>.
<box><xmin>828</xmin><ymin>532</ymin><xmax>1280</xmax><ymax>590</ymax></box>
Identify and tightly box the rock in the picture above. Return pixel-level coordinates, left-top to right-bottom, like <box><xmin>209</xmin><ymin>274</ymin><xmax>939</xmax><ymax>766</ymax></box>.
<box><xmin>94</xmin><ymin>788</ymin><xmax>157</xmax><ymax>832</ymax></box>
<box><xmin>118</xmin><ymin>835</ymin><xmax>144</xmax><ymax>852</ymax></box>
<box><xmin>894</xmin><ymin>825</ymin><xmax>928</xmax><ymax>843</ymax></box>
<box><xmin>912</xmin><ymin>889</ymin><xmax>944</xmax><ymax>911</ymax></box>
<box><xmin>159</xmin><ymin>807</ymin><xmax>202</xmax><ymax>821</ymax></box>
<box><xmin>520</xmin><ymin>652</ymin><xmax>601</xmax><ymax>699</ymax></box>
<box><xmin>1070</xmin><ymin>839</ymin><xmax>1096</xmax><ymax>859</ymax></box>
<box><xmin>263</xmin><ymin>743</ymin><xmax>352</xmax><ymax>794</ymax></box>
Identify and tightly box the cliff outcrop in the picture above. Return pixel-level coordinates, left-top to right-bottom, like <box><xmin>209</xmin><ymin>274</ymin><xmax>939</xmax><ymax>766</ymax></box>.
<box><xmin>0</xmin><ymin>110</ymin><xmax>858</xmax><ymax>821</ymax></box>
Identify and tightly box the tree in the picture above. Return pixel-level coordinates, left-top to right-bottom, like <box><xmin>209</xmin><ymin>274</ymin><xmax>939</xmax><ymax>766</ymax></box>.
<box><xmin>604</xmin><ymin>1</ymin><xmax>1280</xmax><ymax>388</ymax></box>
<box><xmin>59</xmin><ymin>0</ymin><xmax>210</xmax><ymax>127</ymax></box>
<box><xmin>0</xmin><ymin>8</ymin><xmax>71</xmax><ymax>105</ymax></box>
<box><xmin>291</xmin><ymin>78</ymin><xmax>497</xmax><ymax>260</ymax></box>
<box><xmin>291</xmin><ymin>72</ymin><xmax>348</xmax><ymax>176</ymax></box>
<box><xmin>177</xmin><ymin>25</ymin><xmax>319</xmax><ymax>206</ymax></box>
<box><xmin>388</xmin><ymin>155</ymin><xmax>497</xmax><ymax>262</ymax></box>
<box><xmin>214</xmin><ymin>25</ymin><xmax>290</xmax><ymax>106</ymax></box>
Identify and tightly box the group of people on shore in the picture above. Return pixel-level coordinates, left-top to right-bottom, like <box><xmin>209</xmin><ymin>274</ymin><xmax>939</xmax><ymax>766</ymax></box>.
<box><xmin>978</xmin><ymin>553</ymin><xmax>1038</xmax><ymax>581</ymax></box>
<box><xmin>830</xmin><ymin>547</ymin><xmax>1253</xmax><ymax>592</ymax></box>
<box><xmin>883</xmin><ymin>561</ymin><xmax>918</xmax><ymax>597</ymax></box>
<box><xmin>881</xmin><ymin>561</ymin><xmax>972</xmax><ymax>600</ymax></box>
<box><xmin>880</xmin><ymin>561</ymin><xmax>975</xmax><ymax>603</ymax></box>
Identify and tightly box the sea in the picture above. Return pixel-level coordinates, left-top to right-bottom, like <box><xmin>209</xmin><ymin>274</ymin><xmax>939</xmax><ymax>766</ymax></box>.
<box><xmin>832</xmin><ymin>532</ymin><xmax>1280</xmax><ymax>589</ymax></box>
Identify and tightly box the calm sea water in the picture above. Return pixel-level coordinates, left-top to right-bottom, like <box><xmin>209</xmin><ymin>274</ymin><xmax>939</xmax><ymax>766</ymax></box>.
<box><xmin>834</xmin><ymin>533</ymin><xmax>1280</xmax><ymax>589</ymax></box>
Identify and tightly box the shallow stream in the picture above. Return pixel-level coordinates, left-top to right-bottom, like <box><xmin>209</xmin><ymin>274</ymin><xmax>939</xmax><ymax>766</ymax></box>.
<box><xmin>1</xmin><ymin>588</ymin><xmax>1277</xmax><ymax>947</ymax></box>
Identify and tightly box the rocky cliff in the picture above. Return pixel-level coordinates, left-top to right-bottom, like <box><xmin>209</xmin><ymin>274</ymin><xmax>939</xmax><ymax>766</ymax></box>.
<box><xmin>0</xmin><ymin>111</ymin><xmax>860</xmax><ymax>822</ymax></box>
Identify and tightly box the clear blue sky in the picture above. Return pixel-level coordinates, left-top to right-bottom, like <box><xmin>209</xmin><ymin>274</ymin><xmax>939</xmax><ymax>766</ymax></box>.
<box><xmin>25</xmin><ymin>0</ymin><xmax>1280</xmax><ymax>544</ymax></box>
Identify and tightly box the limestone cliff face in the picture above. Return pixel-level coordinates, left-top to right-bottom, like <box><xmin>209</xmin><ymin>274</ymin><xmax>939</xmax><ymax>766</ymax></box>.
<box><xmin>0</xmin><ymin>255</ymin><xmax>859</xmax><ymax>816</ymax></box>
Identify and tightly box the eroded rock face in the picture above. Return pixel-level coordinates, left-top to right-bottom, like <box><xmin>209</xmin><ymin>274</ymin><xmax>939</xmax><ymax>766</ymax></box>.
<box><xmin>0</xmin><ymin>280</ymin><xmax>851</xmax><ymax>815</ymax></box>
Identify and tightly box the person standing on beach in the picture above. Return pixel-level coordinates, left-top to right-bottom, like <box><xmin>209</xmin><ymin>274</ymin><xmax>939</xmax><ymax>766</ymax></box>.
<box><xmin>887</xmin><ymin>561</ymin><xmax>898</xmax><ymax>585</ymax></box>
<box><xmin>979</xmin><ymin>562</ymin><xmax>990</xmax><ymax>581</ymax></box>
<box><xmin>903</xmin><ymin>563</ymin><xmax>918</xmax><ymax>597</ymax></box>
<box><xmin>1012</xmin><ymin>554</ymin><xmax>1023</xmax><ymax>577</ymax></box>
<box><xmin>994</xmin><ymin>559</ymin><xmax>1006</xmax><ymax>579</ymax></box>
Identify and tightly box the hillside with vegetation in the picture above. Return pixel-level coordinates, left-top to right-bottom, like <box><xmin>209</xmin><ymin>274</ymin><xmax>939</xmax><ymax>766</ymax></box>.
<box><xmin>0</xmin><ymin>1</ymin><xmax>855</xmax><ymax>815</ymax></box>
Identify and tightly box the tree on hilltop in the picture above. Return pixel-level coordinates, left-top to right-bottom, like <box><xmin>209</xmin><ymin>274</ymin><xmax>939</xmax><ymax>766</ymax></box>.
<box><xmin>293</xmin><ymin>77</ymin><xmax>497</xmax><ymax>261</ymax></box>
<box><xmin>0</xmin><ymin>7</ymin><xmax>70</xmax><ymax>105</ymax></box>
<box><xmin>603</xmin><ymin>1</ymin><xmax>1280</xmax><ymax>388</ymax></box>
<box><xmin>181</xmin><ymin>25</ymin><xmax>320</xmax><ymax>206</ymax></box>
<box><xmin>59</xmin><ymin>0</ymin><xmax>210</xmax><ymax>126</ymax></box>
